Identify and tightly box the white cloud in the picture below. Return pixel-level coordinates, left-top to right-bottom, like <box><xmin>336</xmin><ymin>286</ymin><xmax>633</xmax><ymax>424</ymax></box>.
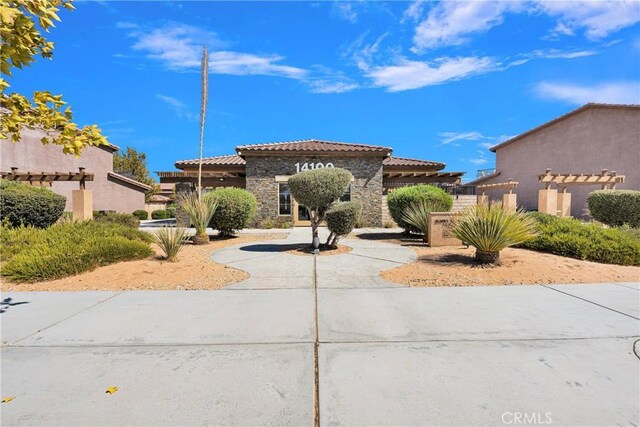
<box><xmin>401</xmin><ymin>0</ymin><xmax>426</xmax><ymax>23</ymax></box>
<box><xmin>411</xmin><ymin>1</ymin><xmax>521</xmax><ymax>52</ymax></box>
<box><xmin>535</xmin><ymin>0</ymin><xmax>640</xmax><ymax>40</ymax></box>
<box><xmin>535</xmin><ymin>81</ymin><xmax>640</xmax><ymax>105</ymax></box>
<box><xmin>469</xmin><ymin>156</ymin><xmax>490</xmax><ymax>166</ymax></box>
<box><xmin>408</xmin><ymin>1</ymin><xmax>640</xmax><ymax>52</ymax></box>
<box><xmin>129</xmin><ymin>23</ymin><xmax>307</xmax><ymax>79</ymax></box>
<box><xmin>156</xmin><ymin>94</ymin><xmax>198</xmax><ymax>121</ymax></box>
<box><xmin>366</xmin><ymin>56</ymin><xmax>495</xmax><ymax>92</ymax></box>
<box><xmin>332</xmin><ymin>2</ymin><xmax>358</xmax><ymax>23</ymax></box>
<box><xmin>532</xmin><ymin>49</ymin><xmax>597</xmax><ymax>59</ymax></box>
<box><xmin>439</xmin><ymin>131</ymin><xmax>487</xmax><ymax>145</ymax></box>
<box><xmin>308</xmin><ymin>80</ymin><xmax>359</xmax><ymax>94</ymax></box>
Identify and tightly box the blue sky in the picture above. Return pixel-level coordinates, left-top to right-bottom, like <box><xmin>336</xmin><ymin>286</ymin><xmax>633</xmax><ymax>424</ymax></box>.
<box><xmin>10</xmin><ymin>0</ymin><xmax>640</xmax><ymax>181</ymax></box>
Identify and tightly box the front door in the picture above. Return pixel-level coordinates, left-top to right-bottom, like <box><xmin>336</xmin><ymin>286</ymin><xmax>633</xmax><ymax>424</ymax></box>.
<box><xmin>293</xmin><ymin>200</ymin><xmax>311</xmax><ymax>226</ymax></box>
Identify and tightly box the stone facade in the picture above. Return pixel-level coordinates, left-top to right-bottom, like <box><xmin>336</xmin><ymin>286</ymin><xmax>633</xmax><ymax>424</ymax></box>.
<box><xmin>245</xmin><ymin>155</ymin><xmax>384</xmax><ymax>227</ymax></box>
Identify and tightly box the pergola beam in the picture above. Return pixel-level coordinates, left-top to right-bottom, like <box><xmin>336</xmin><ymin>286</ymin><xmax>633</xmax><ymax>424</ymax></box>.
<box><xmin>539</xmin><ymin>169</ymin><xmax>625</xmax><ymax>189</ymax></box>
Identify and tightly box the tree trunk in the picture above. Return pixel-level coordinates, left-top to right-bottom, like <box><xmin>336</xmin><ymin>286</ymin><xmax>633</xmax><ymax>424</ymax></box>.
<box><xmin>310</xmin><ymin>211</ymin><xmax>320</xmax><ymax>250</ymax></box>
<box><xmin>475</xmin><ymin>250</ymin><xmax>500</xmax><ymax>264</ymax></box>
<box><xmin>326</xmin><ymin>232</ymin><xmax>335</xmax><ymax>246</ymax></box>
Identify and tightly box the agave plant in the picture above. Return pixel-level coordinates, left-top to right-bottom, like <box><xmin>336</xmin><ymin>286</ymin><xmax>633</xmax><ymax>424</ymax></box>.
<box><xmin>449</xmin><ymin>202</ymin><xmax>538</xmax><ymax>264</ymax></box>
<box><xmin>178</xmin><ymin>192</ymin><xmax>218</xmax><ymax>245</ymax></box>
<box><xmin>155</xmin><ymin>226</ymin><xmax>188</xmax><ymax>262</ymax></box>
<box><xmin>401</xmin><ymin>198</ymin><xmax>452</xmax><ymax>242</ymax></box>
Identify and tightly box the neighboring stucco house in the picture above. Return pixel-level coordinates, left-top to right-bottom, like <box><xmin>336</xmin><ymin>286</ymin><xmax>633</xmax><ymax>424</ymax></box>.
<box><xmin>469</xmin><ymin>103</ymin><xmax>640</xmax><ymax>218</ymax></box>
<box><xmin>1</xmin><ymin>128</ymin><xmax>150</xmax><ymax>213</ymax></box>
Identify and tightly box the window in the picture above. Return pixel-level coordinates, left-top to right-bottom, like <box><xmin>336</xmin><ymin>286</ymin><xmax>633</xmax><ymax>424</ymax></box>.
<box><xmin>339</xmin><ymin>184</ymin><xmax>351</xmax><ymax>202</ymax></box>
<box><xmin>279</xmin><ymin>183</ymin><xmax>291</xmax><ymax>215</ymax></box>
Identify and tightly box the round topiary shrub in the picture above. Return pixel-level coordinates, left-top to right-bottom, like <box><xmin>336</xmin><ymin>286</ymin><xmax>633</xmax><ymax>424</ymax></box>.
<box><xmin>326</xmin><ymin>201</ymin><xmax>362</xmax><ymax>246</ymax></box>
<box><xmin>133</xmin><ymin>209</ymin><xmax>149</xmax><ymax>220</ymax></box>
<box><xmin>288</xmin><ymin>168</ymin><xmax>352</xmax><ymax>210</ymax></box>
<box><xmin>0</xmin><ymin>180</ymin><xmax>66</xmax><ymax>228</ymax></box>
<box><xmin>151</xmin><ymin>209</ymin><xmax>170</xmax><ymax>220</ymax></box>
<box><xmin>587</xmin><ymin>190</ymin><xmax>640</xmax><ymax>228</ymax></box>
<box><xmin>205</xmin><ymin>187</ymin><xmax>257</xmax><ymax>236</ymax></box>
<box><xmin>387</xmin><ymin>185</ymin><xmax>453</xmax><ymax>232</ymax></box>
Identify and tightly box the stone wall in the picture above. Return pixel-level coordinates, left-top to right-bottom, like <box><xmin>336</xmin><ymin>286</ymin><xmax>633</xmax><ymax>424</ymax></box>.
<box><xmin>245</xmin><ymin>155</ymin><xmax>384</xmax><ymax>227</ymax></box>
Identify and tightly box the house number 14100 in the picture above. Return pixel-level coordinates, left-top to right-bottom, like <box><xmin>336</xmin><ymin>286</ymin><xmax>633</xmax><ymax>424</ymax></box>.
<box><xmin>295</xmin><ymin>162</ymin><xmax>334</xmax><ymax>173</ymax></box>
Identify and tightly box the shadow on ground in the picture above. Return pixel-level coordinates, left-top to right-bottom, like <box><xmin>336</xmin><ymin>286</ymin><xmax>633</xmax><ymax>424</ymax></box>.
<box><xmin>354</xmin><ymin>232</ymin><xmax>427</xmax><ymax>246</ymax></box>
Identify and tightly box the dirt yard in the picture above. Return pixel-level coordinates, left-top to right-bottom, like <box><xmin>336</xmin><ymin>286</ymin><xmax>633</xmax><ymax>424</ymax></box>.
<box><xmin>2</xmin><ymin>234</ymin><xmax>287</xmax><ymax>292</ymax></box>
<box><xmin>355</xmin><ymin>232</ymin><xmax>640</xmax><ymax>286</ymax></box>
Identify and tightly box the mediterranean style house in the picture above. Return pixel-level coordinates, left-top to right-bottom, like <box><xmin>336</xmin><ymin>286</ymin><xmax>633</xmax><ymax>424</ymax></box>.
<box><xmin>158</xmin><ymin>139</ymin><xmax>465</xmax><ymax>227</ymax></box>
<box><xmin>1</xmin><ymin>128</ymin><xmax>150</xmax><ymax>213</ymax></box>
<box><xmin>469</xmin><ymin>103</ymin><xmax>640</xmax><ymax>217</ymax></box>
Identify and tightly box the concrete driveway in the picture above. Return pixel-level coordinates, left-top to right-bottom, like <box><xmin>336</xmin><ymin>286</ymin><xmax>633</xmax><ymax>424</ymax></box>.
<box><xmin>2</xmin><ymin>228</ymin><xmax>639</xmax><ymax>426</ymax></box>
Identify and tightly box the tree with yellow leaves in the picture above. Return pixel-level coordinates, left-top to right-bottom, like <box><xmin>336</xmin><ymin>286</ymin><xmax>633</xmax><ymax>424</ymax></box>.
<box><xmin>0</xmin><ymin>0</ymin><xmax>107</xmax><ymax>156</ymax></box>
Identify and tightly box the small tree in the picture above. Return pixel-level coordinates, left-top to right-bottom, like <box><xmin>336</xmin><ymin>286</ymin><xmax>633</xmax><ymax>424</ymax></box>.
<box><xmin>288</xmin><ymin>168</ymin><xmax>352</xmax><ymax>249</ymax></box>
<box><xmin>113</xmin><ymin>147</ymin><xmax>159</xmax><ymax>202</ymax></box>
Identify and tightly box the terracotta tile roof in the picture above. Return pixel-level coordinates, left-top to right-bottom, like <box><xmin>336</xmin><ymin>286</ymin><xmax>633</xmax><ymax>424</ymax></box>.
<box><xmin>175</xmin><ymin>155</ymin><xmax>246</xmax><ymax>168</ymax></box>
<box><xmin>236</xmin><ymin>139</ymin><xmax>392</xmax><ymax>155</ymax></box>
<box><xmin>490</xmin><ymin>103</ymin><xmax>640</xmax><ymax>152</ymax></box>
<box><xmin>383</xmin><ymin>156</ymin><xmax>445</xmax><ymax>170</ymax></box>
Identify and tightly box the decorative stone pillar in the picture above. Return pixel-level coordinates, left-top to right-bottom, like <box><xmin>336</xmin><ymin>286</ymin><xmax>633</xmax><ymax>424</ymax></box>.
<box><xmin>175</xmin><ymin>182</ymin><xmax>195</xmax><ymax>227</ymax></box>
<box><xmin>538</xmin><ymin>189</ymin><xmax>558</xmax><ymax>215</ymax></box>
<box><xmin>477</xmin><ymin>194</ymin><xmax>489</xmax><ymax>205</ymax></box>
<box><xmin>72</xmin><ymin>190</ymin><xmax>93</xmax><ymax>221</ymax></box>
<box><xmin>502</xmin><ymin>193</ymin><xmax>517</xmax><ymax>212</ymax></box>
<box><xmin>557</xmin><ymin>190</ymin><xmax>572</xmax><ymax>218</ymax></box>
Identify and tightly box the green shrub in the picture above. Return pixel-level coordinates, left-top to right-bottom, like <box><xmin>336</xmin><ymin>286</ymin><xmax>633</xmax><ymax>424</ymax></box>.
<box><xmin>94</xmin><ymin>212</ymin><xmax>140</xmax><ymax>228</ymax></box>
<box><xmin>0</xmin><ymin>180</ymin><xmax>66</xmax><ymax>228</ymax></box>
<box><xmin>587</xmin><ymin>190</ymin><xmax>640</xmax><ymax>228</ymax></box>
<box><xmin>178</xmin><ymin>193</ymin><xmax>218</xmax><ymax>244</ymax></box>
<box><xmin>166</xmin><ymin>206</ymin><xmax>176</xmax><ymax>218</ymax></box>
<box><xmin>326</xmin><ymin>201</ymin><xmax>362</xmax><ymax>246</ymax></box>
<box><xmin>154</xmin><ymin>227</ymin><xmax>188</xmax><ymax>262</ymax></box>
<box><xmin>288</xmin><ymin>168</ymin><xmax>352</xmax><ymax>246</ymax></box>
<box><xmin>450</xmin><ymin>202</ymin><xmax>538</xmax><ymax>264</ymax></box>
<box><xmin>0</xmin><ymin>221</ymin><xmax>153</xmax><ymax>282</ymax></box>
<box><xmin>401</xmin><ymin>198</ymin><xmax>454</xmax><ymax>242</ymax></box>
<box><xmin>133</xmin><ymin>209</ymin><xmax>149</xmax><ymax>220</ymax></box>
<box><xmin>151</xmin><ymin>209</ymin><xmax>170</xmax><ymax>220</ymax></box>
<box><xmin>205</xmin><ymin>188</ymin><xmax>257</xmax><ymax>236</ymax></box>
<box><xmin>387</xmin><ymin>185</ymin><xmax>453</xmax><ymax>232</ymax></box>
<box><xmin>518</xmin><ymin>212</ymin><xmax>640</xmax><ymax>266</ymax></box>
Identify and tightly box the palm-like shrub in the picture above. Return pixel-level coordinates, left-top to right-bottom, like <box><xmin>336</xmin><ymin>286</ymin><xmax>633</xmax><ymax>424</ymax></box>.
<box><xmin>178</xmin><ymin>192</ymin><xmax>218</xmax><ymax>245</ymax></box>
<box><xmin>401</xmin><ymin>198</ymin><xmax>452</xmax><ymax>242</ymax></box>
<box><xmin>387</xmin><ymin>185</ymin><xmax>453</xmax><ymax>233</ymax></box>
<box><xmin>154</xmin><ymin>227</ymin><xmax>188</xmax><ymax>262</ymax></box>
<box><xmin>450</xmin><ymin>202</ymin><xmax>537</xmax><ymax>264</ymax></box>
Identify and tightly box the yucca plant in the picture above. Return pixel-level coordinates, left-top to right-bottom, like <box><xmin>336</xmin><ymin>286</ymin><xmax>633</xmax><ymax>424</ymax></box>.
<box><xmin>178</xmin><ymin>192</ymin><xmax>218</xmax><ymax>245</ymax></box>
<box><xmin>154</xmin><ymin>227</ymin><xmax>188</xmax><ymax>262</ymax></box>
<box><xmin>401</xmin><ymin>198</ymin><xmax>452</xmax><ymax>242</ymax></box>
<box><xmin>449</xmin><ymin>202</ymin><xmax>538</xmax><ymax>264</ymax></box>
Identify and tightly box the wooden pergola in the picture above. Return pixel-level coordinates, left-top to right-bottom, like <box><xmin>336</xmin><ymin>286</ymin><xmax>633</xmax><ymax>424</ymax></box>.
<box><xmin>476</xmin><ymin>179</ymin><xmax>519</xmax><ymax>211</ymax></box>
<box><xmin>1</xmin><ymin>167</ymin><xmax>94</xmax><ymax>189</ymax></box>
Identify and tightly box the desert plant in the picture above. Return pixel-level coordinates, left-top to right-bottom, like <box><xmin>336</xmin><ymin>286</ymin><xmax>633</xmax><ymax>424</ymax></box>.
<box><xmin>288</xmin><ymin>168</ymin><xmax>352</xmax><ymax>249</ymax></box>
<box><xmin>0</xmin><ymin>180</ymin><xmax>66</xmax><ymax>228</ymax></box>
<box><xmin>154</xmin><ymin>227</ymin><xmax>188</xmax><ymax>262</ymax></box>
<box><xmin>587</xmin><ymin>190</ymin><xmax>640</xmax><ymax>228</ymax></box>
<box><xmin>179</xmin><ymin>192</ymin><xmax>218</xmax><ymax>245</ymax></box>
<box><xmin>94</xmin><ymin>212</ymin><xmax>140</xmax><ymax>228</ymax></box>
<box><xmin>326</xmin><ymin>201</ymin><xmax>362</xmax><ymax>247</ymax></box>
<box><xmin>0</xmin><ymin>221</ymin><xmax>153</xmax><ymax>282</ymax></box>
<box><xmin>387</xmin><ymin>185</ymin><xmax>453</xmax><ymax>233</ymax></box>
<box><xmin>166</xmin><ymin>206</ymin><xmax>176</xmax><ymax>218</ymax></box>
<box><xmin>133</xmin><ymin>209</ymin><xmax>149</xmax><ymax>220</ymax></box>
<box><xmin>383</xmin><ymin>220</ymin><xmax>396</xmax><ymax>229</ymax></box>
<box><xmin>205</xmin><ymin>187</ymin><xmax>257</xmax><ymax>237</ymax></box>
<box><xmin>519</xmin><ymin>212</ymin><xmax>640</xmax><ymax>266</ymax></box>
<box><xmin>401</xmin><ymin>198</ymin><xmax>453</xmax><ymax>242</ymax></box>
<box><xmin>450</xmin><ymin>202</ymin><xmax>538</xmax><ymax>264</ymax></box>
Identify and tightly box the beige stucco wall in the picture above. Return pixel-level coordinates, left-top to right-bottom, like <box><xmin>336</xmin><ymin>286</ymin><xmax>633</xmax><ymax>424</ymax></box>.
<box><xmin>481</xmin><ymin>106</ymin><xmax>640</xmax><ymax>218</ymax></box>
<box><xmin>1</xmin><ymin>129</ymin><xmax>146</xmax><ymax>212</ymax></box>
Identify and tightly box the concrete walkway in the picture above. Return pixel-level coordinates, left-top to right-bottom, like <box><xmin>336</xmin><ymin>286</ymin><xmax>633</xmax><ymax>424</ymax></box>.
<box><xmin>1</xmin><ymin>229</ymin><xmax>639</xmax><ymax>426</ymax></box>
